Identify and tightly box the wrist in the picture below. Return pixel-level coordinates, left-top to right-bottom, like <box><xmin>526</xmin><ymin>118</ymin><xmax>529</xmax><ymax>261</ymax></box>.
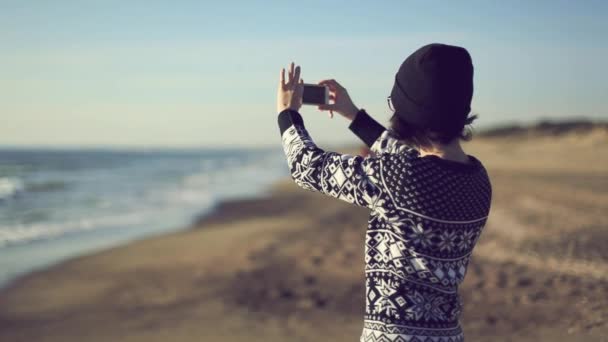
<box><xmin>345</xmin><ymin>105</ymin><xmax>359</xmax><ymax>121</ymax></box>
<box><xmin>348</xmin><ymin>108</ymin><xmax>385</xmax><ymax>147</ymax></box>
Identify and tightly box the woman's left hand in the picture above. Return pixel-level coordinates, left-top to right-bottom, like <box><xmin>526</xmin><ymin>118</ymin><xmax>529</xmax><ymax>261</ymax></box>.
<box><xmin>277</xmin><ymin>62</ymin><xmax>303</xmax><ymax>113</ymax></box>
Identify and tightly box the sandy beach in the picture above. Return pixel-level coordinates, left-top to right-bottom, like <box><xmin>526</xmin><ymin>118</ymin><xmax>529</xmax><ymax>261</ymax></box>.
<box><xmin>1</xmin><ymin>128</ymin><xmax>607</xmax><ymax>342</ymax></box>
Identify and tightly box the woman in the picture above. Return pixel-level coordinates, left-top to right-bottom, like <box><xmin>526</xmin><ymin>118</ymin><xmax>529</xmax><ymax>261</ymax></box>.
<box><xmin>276</xmin><ymin>43</ymin><xmax>492</xmax><ymax>342</ymax></box>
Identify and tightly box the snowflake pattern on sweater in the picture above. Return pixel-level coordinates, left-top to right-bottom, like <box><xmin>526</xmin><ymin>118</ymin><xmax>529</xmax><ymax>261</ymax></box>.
<box><xmin>277</xmin><ymin>109</ymin><xmax>492</xmax><ymax>342</ymax></box>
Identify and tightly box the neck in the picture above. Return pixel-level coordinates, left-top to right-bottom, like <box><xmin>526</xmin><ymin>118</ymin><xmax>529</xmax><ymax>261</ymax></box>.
<box><xmin>418</xmin><ymin>140</ymin><xmax>469</xmax><ymax>163</ymax></box>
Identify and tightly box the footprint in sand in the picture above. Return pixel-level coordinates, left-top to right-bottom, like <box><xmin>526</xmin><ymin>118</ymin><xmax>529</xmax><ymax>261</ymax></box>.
<box><xmin>311</xmin><ymin>255</ymin><xmax>323</xmax><ymax>266</ymax></box>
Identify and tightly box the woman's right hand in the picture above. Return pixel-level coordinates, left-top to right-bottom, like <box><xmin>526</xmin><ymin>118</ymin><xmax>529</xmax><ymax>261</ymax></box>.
<box><xmin>317</xmin><ymin>79</ymin><xmax>360</xmax><ymax>121</ymax></box>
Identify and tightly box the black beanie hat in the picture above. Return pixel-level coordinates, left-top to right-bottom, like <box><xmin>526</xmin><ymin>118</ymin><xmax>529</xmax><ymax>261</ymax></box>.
<box><xmin>390</xmin><ymin>43</ymin><xmax>474</xmax><ymax>132</ymax></box>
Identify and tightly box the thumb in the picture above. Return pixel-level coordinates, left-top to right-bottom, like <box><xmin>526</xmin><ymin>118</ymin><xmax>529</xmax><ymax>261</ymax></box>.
<box><xmin>317</xmin><ymin>103</ymin><xmax>336</xmax><ymax>111</ymax></box>
<box><xmin>318</xmin><ymin>104</ymin><xmax>335</xmax><ymax>118</ymax></box>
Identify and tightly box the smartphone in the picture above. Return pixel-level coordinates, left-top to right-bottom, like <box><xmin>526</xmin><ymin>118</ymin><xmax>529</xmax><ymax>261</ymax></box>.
<box><xmin>302</xmin><ymin>84</ymin><xmax>328</xmax><ymax>105</ymax></box>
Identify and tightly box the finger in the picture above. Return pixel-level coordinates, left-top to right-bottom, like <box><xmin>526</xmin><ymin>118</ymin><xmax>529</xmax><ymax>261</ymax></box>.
<box><xmin>280</xmin><ymin>68</ymin><xmax>285</xmax><ymax>88</ymax></box>
<box><xmin>328</xmin><ymin>95</ymin><xmax>336</xmax><ymax>105</ymax></box>
<box><xmin>296</xmin><ymin>78</ymin><xmax>304</xmax><ymax>105</ymax></box>
<box><xmin>318</xmin><ymin>79</ymin><xmax>337</xmax><ymax>89</ymax></box>
<box><xmin>319</xmin><ymin>82</ymin><xmax>339</xmax><ymax>94</ymax></box>
<box><xmin>318</xmin><ymin>79</ymin><xmax>342</xmax><ymax>89</ymax></box>
<box><xmin>293</xmin><ymin>65</ymin><xmax>301</xmax><ymax>85</ymax></box>
<box><xmin>317</xmin><ymin>105</ymin><xmax>335</xmax><ymax>118</ymax></box>
<box><xmin>318</xmin><ymin>103</ymin><xmax>336</xmax><ymax>111</ymax></box>
<box><xmin>288</xmin><ymin>62</ymin><xmax>295</xmax><ymax>84</ymax></box>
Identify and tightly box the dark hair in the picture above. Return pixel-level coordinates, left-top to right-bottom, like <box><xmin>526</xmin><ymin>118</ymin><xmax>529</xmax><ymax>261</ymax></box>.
<box><xmin>388</xmin><ymin>112</ymin><xmax>478</xmax><ymax>149</ymax></box>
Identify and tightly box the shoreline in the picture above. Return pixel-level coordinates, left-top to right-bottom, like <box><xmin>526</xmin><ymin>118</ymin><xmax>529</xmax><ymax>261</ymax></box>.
<box><xmin>0</xmin><ymin>145</ymin><xmax>289</xmax><ymax>291</ymax></box>
<box><xmin>0</xmin><ymin>175</ymin><xmax>371</xmax><ymax>342</ymax></box>
<box><xmin>0</xmin><ymin>176</ymin><xmax>289</xmax><ymax>293</ymax></box>
<box><xmin>1</xmin><ymin>137</ymin><xmax>607</xmax><ymax>341</ymax></box>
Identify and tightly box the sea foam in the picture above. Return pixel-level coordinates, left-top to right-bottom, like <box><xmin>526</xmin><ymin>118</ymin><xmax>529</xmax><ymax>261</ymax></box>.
<box><xmin>0</xmin><ymin>177</ymin><xmax>23</xmax><ymax>200</ymax></box>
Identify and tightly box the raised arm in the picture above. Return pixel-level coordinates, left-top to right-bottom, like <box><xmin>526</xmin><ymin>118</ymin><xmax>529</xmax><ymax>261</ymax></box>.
<box><xmin>348</xmin><ymin>109</ymin><xmax>414</xmax><ymax>155</ymax></box>
<box><xmin>277</xmin><ymin>62</ymin><xmax>400</xmax><ymax>209</ymax></box>
<box><xmin>278</xmin><ymin>109</ymin><xmax>382</xmax><ymax>209</ymax></box>
<box><xmin>317</xmin><ymin>79</ymin><xmax>413</xmax><ymax>156</ymax></box>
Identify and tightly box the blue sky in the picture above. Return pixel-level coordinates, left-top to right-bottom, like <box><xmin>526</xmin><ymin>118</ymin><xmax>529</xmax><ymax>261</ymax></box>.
<box><xmin>1</xmin><ymin>0</ymin><xmax>607</xmax><ymax>148</ymax></box>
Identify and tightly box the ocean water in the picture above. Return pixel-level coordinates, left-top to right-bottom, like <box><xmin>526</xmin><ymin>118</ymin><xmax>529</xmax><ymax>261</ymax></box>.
<box><xmin>0</xmin><ymin>147</ymin><xmax>289</xmax><ymax>289</ymax></box>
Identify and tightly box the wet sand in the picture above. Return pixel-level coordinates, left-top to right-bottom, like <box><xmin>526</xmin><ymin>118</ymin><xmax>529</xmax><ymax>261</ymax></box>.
<box><xmin>1</xmin><ymin>129</ymin><xmax>607</xmax><ymax>342</ymax></box>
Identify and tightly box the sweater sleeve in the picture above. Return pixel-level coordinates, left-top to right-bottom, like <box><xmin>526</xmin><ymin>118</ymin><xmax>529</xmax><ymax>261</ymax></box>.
<box><xmin>278</xmin><ymin>109</ymin><xmax>382</xmax><ymax>209</ymax></box>
<box><xmin>348</xmin><ymin>109</ymin><xmax>416</xmax><ymax>155</ymax></box>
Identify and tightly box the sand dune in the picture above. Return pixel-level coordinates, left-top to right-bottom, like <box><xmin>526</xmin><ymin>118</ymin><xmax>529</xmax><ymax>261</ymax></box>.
<box><xmin>0</xmin><ymin>131</ymin><xmax>607</xmax><ymax>342</ymax></box>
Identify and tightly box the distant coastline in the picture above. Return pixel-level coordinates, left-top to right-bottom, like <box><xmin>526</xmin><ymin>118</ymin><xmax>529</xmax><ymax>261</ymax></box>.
<box><xmin>477</xmin><ymin>118</ymin><xmax>608</xmax><ymax>138</ymax></box>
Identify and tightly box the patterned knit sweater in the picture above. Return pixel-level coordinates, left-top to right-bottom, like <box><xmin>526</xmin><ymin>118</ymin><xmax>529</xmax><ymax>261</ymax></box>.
<box><xmin>277</xmin><ymin>108</ymin><xmax>492</xmax><ymax>342</ymax></box>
